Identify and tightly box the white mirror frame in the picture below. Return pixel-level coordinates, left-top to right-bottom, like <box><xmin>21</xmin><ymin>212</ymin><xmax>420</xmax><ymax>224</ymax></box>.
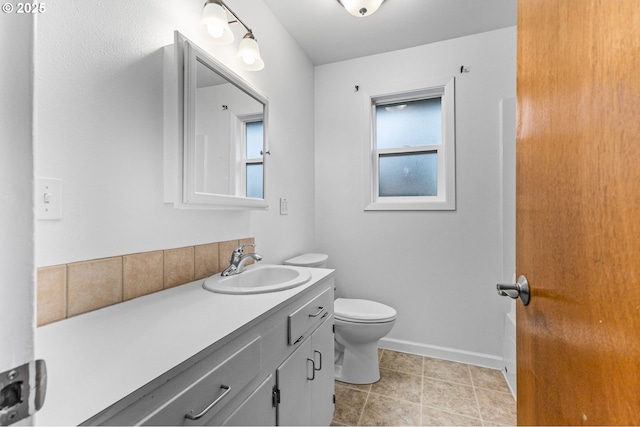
<box><xmin>164</xmin><ymin>31</ymin><xmax>269</xmax><ymax>210</ymax></box>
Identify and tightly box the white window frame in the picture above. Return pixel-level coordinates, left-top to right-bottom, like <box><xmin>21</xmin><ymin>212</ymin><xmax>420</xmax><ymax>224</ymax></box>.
<box><xmin>233</xmin><ymin>113</ymin><xmax>264</xmax><ymax>198</ymax></box>
<box><xmin>363</xmin><ymin>77</ymin><xmax>456</xmax><ymax>211</ymax></box>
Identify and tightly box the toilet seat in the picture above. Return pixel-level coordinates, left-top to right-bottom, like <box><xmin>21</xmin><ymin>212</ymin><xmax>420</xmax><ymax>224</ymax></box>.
<box><xmin>334</xmin><ymin>298</ymin><xmax>397</xmax><ymax>323</ymax></box>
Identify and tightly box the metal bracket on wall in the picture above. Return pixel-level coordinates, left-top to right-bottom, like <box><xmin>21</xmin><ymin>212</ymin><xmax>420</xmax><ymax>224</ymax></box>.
<box><xmin>0</xmin><ymin>360</ymin><xmax>47</xmax><ymax>426</ymax></box>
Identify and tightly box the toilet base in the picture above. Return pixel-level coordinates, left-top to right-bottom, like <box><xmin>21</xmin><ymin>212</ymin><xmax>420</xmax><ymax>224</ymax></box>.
<box><xmin>334</xmin><ymin>340</ymin><xmax>381</xmax><ymax>384</ymax></box>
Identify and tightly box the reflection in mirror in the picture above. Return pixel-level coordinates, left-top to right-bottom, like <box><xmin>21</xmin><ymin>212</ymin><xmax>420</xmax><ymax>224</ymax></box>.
<box><xmin>176</xmin><ymin>31</ymin><xmax>268</xmax><ymax>209</ymax></box>
<box><xmin>194</xmin><ymin>58</ymin><xmax>264</xmax><ymax>198</ymax></box>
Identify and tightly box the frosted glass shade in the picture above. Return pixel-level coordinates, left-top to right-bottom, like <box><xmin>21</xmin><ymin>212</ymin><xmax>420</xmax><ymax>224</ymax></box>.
<box><xmin>237</xmin><ymin>36</ymin><xmax>265</xmax><ymax>71</ymax></box>
<box><xmin>379</xmin><ymin>152</ymin><xmax>438</xmax><ymax>197</ymax></box>
<box><xmin>202</xmin><ymin>2</ymin><xmax>234</xmax><ymax>45</ymax></box>
<box><xmin>338</xmin><ymin>0</ymin><xmax>384</xmax><ymax>17</ymax></box>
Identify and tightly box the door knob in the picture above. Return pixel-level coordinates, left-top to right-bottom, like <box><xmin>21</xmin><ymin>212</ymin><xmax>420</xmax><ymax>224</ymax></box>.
<box><xmin>497</xmin><ymin>275</ymin><xmax>530</xmax><ymax>306</ymax></box>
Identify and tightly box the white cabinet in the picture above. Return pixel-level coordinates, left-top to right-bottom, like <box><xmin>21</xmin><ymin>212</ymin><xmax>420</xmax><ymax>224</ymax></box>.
<box><xmin>142</xmin><ymin>337</ymin><xmax>262</xmax><ymax>425</ymax></box>
<box><xmin>221</xmin><ymin>374</ymin><xmax>276</xmax><ymax>426</ymax></box>
<box><xmin>310</xmin><ymin>316</ymin><xmax>335</xmax><ymax>426</ymax></box>
<box><xmin>83</xmin><ymin>278</ymin><xmax>334</xmax><ymax>426</ymax></box>
<box><xmin>276</xmin><ymin>337</ymin><xmax>313</xmax><ymax>426</ymax></box>
<box><xmin>276</xmin><ymin>315</ymin><xmax>334</xmax><ymax>426</ymax></box>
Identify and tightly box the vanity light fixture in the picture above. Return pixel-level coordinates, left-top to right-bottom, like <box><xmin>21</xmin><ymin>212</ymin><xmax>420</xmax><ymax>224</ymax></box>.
<box><xmin>337</xmin><ymin>0</ymin><xmax>386</xmax><ymax>17</ymax></box>
<box><xmin>201</xmin><ymin>0</ymin><xmax>265</xmax><ymax>71</ymax></box>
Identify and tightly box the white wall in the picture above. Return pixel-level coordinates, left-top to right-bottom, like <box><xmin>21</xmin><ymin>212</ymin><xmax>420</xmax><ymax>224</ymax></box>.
<box><xmin>34</xmin><ymin>1</ymin><xmax>517</xmax><ymax>365</ymax></box>
<box><xmin>315</xmin><ymin>27</ymin><xmax>516</xmax><ymax>365</ymax></box>
<box><xmin>35</xmin><ymin>0</ymin><xmax>316</xmax><ymax>267</ymax></box>
<box><xmin>1</xmin><ymin>12</ymin><xmax>35</xmax><ymax>382</ymax></box>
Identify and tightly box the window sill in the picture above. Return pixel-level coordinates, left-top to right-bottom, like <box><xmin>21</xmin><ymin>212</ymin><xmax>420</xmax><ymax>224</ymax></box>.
<box><xmin>364</xmin><ymin>198</ymin><xmax>456</xmax><ymax>211</ymax></box>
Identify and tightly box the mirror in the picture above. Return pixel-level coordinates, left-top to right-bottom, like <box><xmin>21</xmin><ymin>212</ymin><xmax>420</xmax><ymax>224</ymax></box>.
<box><xmin>169</xmin><ymin>31</ymin><xmax>268</xmax><ymax>209</ymax></box>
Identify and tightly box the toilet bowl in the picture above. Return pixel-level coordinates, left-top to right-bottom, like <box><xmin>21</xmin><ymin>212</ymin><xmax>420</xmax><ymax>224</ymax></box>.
<box><xmin>283</xmin><ymin>253</ymin><xmax>397</xmax><ymax>384</ymax></box>
<box><xmin>334</xmin><ymin>298</ymin><xmax>396</xmax><ymax>384</ymax></box>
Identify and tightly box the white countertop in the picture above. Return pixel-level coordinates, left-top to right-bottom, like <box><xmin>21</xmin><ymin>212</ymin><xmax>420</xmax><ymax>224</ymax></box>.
<box><xmin>35</xmin><ymin>266</ymin><xmax>333</xmax><ymax>426</ymax></box>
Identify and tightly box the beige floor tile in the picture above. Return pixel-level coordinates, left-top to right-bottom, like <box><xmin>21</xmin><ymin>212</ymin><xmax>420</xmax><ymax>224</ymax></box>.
<box><xmin>380</xmin><ymin>350</ymin><xmax>424</xmax><ymax>376</ymax></box>
<box><xmin>475</xmin><ymin>389</ymin><xmax>516</xmax><ymax>426</ymax></box>
<box><xmin>370</xmin><ymin>368</ymin><xmax>422</xmax><ymax>404</ymax></box>
<box><xmin>334</xmin><ymin>384</ymin><xmax>368</xmax><ymax>426</ymax></box>
<box><xmin>469</xmin><ymin>365</ymin><xmax>511</xmax><ymax>393</ymax></box>
<box><xmin>332</xmin><ymin>349</ymin><xmax>518</xmax><ymax>427</ymax></box>
<box><xmin>359</xmin><ymin>393</ymin><xmax>421</xmax><ymax>426</ymax></box>
<box><xmin>337</xmin><ymin>380</ymin><xmax>372</xmax><ymax>393</ymax></box>
<box><xmin>422</xmin><ymin>378</ymin><xmax>480</xmax><ymax>419</ymax></box>
<box><xmin>423</xmin><ymin>357</ymin><xmax>472</xmax><ymax>385</ymax></box>
<box><xmin>421</xmin><ymin>405</ymin><xmax>483</xmax><ymax>426</ymax></box>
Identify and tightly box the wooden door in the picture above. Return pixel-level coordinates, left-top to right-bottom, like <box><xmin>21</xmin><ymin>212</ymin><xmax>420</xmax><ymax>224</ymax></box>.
<box><xmin>516</xmin><ymin>0</ymin><xmax>640</xmax><ymax>425</ymax></box>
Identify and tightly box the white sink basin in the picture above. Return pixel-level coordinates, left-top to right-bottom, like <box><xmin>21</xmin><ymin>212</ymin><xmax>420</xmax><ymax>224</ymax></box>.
<box><xmin>202</xmin><ymin>264</ymin><xmax>312</xmax><ymax>294</ymax></box>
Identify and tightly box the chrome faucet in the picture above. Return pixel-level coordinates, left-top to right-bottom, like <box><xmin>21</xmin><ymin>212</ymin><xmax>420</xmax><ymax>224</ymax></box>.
<box><xmin>222</xmin><ymin>244</ymin><xmax>262</xmax><ymax>276</ymax></box>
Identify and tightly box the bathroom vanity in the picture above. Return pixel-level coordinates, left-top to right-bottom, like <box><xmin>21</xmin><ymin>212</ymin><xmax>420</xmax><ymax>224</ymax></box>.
<box><xmin>35</xmin><ymin>268</ymin><xmax>335</xmax><ymax>426</ymax></box>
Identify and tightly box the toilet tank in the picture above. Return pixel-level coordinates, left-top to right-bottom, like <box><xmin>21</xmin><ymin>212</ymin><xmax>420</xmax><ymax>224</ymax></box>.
<box><xmin>283</xmin><ymin>253</ymin><xmax>328</xmax><ymax>268</ymax></box>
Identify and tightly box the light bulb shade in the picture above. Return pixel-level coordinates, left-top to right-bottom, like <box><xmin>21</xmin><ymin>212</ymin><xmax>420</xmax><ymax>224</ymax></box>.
<box><xmin>237</xmin><ymin>34</ymin><xmax>265</xmax><ymax>71</ymax></box>
<box><xmin>338</xmin><ymin>0</ymin><xmax>385</xmax><ymax>17</ymax></box>
<box><xmin>202</xmin><ymin>2</ymin><xmax>234</xmax><ymax>44</ymax></box>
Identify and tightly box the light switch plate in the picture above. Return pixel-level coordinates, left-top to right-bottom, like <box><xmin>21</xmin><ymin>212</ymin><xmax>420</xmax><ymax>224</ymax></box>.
<box><xmin>280</xmin><ymin>198</ymin><xmax>288</xmax><ymax>215</ymax></box>
<box><xmin>36</xmin><ymin>177</ymin><xmax>62</xmax><ymax>220</ymax></box>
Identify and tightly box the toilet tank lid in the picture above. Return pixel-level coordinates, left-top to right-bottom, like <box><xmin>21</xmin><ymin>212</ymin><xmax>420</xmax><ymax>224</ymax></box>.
<box><xmin>334</xmin><ymin>298</ymin><xmax>397</xmax><ymax>322</ymax></box>
<box><xmin>283</xmin><ymin>253</ymin><xmax>328</xmax><ymax>267</ymax></box>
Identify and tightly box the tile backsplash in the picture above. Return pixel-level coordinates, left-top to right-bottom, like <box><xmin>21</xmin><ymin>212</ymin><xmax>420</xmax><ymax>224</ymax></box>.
<box><xmin>37</xmin><ymin>237</ymin><xmax>255</xmax><ymax>326</ymax></box>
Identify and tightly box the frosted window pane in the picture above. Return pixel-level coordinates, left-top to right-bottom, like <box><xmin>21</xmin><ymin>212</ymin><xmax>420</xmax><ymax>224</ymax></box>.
<box><xmin>376</xmin><ymin>98</ymin><xmax>441</xmax><ymax>149</ymax></box>
<box><xmin>379</xmin><ymin>152</ymin><xmax>437</xmax><ymax>197</ymax></box>
<box><xmin>246</xmin><ymin>163</ymin><xmax>263</xmax><ymax>199</ymax></box>
<box><xmin>246</xmin><ymin>121</ymin><xmax>263</xmax><ymax>159</ymax></box>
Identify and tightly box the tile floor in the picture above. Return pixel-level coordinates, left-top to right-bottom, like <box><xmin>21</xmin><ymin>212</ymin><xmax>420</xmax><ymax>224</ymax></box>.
<box><xmin>332</xmin><ymin>349</ymin><xmax>516</xmax><ymax>426</ymax></box>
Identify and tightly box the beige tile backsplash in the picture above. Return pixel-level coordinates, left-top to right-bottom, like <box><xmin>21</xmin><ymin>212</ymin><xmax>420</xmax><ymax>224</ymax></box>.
<box><xmin>123</xmin><ymin>251</ymin><xmax>164</xmax><ymax>301</ymax></box>
<box><xmin>194</xmin><ymin>243</ymin><xmax>219</xmax><ymax>281</ymax></box>
<box><xmin>36</xmin><ymin>238</ymin><xmax>254</xmax><ymax>327</ymax></box>
<box><xmin>67</xmin><ymin>257</ymin><xmax>123</xmax><ymax>317</ymax></box>
<box><xmin>163</xmin><ymin>246</ymin><xmax>195</xmax><ymax>289</ymax></box>
<box><xmin>37</xmin><ymin>265</ymin><xmax>67</xmax><ymax>325</ymax></box>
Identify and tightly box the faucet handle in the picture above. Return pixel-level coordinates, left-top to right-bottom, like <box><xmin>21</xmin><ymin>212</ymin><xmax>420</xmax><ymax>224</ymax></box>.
<box><xmin>233</xmin><ymin>243</ymin><xmax>255</xmax><ymax>255</ymax></box>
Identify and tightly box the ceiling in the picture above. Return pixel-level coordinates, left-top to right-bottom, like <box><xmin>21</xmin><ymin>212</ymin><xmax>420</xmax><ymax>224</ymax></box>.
<box><xmin>262</xmin><ymin>0</ymin><xmax>517</xmax><ymax>66</ymax></box>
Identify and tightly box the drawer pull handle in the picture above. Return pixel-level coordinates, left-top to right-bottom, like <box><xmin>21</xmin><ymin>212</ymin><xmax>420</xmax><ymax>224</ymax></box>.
<box><xmin>185</xmin><ymin>385</ymin><xmax>231</xmax><ymax>420</ymax></box>
<box><xmin>314</xmin><ymin>350</ymin><xmax>322</xmax><ymax>371</ymax></box>
<box><xmin>309</xmin><ymin>307</ymin><xmax>324</xmax><ymax>318</ymax></box>
<box><xmin>307</xmin><ymin>358</ymin><xmax>316</xmax><ymax>380</ymax></box>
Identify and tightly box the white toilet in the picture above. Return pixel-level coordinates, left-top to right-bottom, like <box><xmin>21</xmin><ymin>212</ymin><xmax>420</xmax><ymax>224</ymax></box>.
<box><xmin>284</xmin><ymin>253</ymin><xmax>397</xmax><ymax>384</ymax></box>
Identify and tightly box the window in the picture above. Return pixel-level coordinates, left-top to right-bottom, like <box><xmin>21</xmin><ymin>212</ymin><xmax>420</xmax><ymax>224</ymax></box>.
<box><xmin>365</xmin><ymin>78</ymin><xmax>455</xmax><ymax>210</ymax></box>
<box><xmin>243</xmin><ymin>119</ymin><xmax>264</xmax><ymax>199</ymax></box>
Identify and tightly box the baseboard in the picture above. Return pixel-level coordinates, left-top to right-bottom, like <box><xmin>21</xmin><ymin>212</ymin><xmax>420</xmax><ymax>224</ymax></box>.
<box><xmin>378</xmin><ymin>337</ymin><xmax>504</xmax><ymax>370</ymax></box>
<box><xmin>502</xmin><ymin>369</ymin><xmax>517</xmax><ymax>400</ymax></box>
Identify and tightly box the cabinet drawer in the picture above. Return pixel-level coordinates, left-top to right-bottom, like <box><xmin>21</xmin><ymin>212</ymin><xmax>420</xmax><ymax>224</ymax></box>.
<box><xmin>288</xmin><ymin>287</ymin><xmax>333</xmax><ymax>345</ymax></box>
<box><xmin>220</xmin><ymin>374</ymin><xmax>276</xmax><ymax>426</ymax></box>
<box><xmin>138</xmin><ymin>336</ymin><xmax>261</xmax><ymax>425</ymax></box>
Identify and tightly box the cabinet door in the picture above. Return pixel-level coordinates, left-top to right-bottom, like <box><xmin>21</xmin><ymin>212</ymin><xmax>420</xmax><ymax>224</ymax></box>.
<box><xmin>310</xmin><ymin>315</ymin><xmax>335</xmax><ymax>426</ymax></box>
<box><xmin>222</xmin><ymin>374</ymin><xmax>276</xmax><ymax>426</ymax></box>
<box><xmin>276</xmin><ymin>339</ymin><xmax>313</xmax><ymax>426</ymax></box>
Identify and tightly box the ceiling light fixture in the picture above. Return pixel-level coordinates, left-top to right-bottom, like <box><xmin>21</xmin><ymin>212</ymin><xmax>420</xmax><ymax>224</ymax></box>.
<box><xmin>201</xmin><ymin>0</ymin><xmax>265</xmax><ymax>71</ymax></box>
<box><xmin>337</xmin><ymin>0</ymin><xmax>386</xmax><ymax>17</ymax></box>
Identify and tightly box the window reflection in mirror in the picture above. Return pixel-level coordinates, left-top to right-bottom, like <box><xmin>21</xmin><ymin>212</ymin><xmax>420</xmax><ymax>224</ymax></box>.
<box><xmin>194</xmin><ymin>58</ymin><xmax>264</xmax><ymax>199</ymax></box>
<box><xmin>244</xmin><ymin>120</ymin><xmax>264</xmax><ymax>198</ymax></box>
